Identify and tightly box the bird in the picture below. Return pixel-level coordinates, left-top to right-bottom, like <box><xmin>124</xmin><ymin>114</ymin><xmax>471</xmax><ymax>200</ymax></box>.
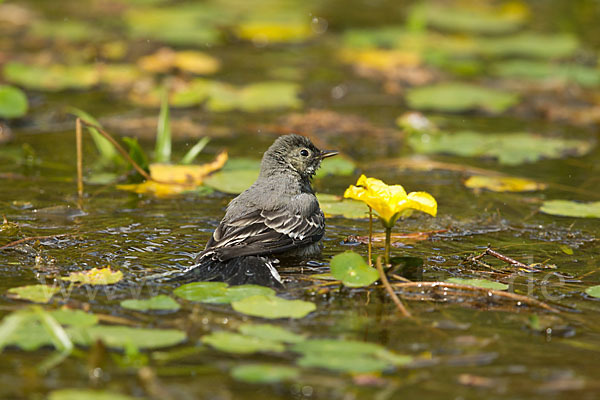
<box><xmin>162</xmin><ymin>134</ymin><xmax>337</xmax><ymax>287</ymax></box>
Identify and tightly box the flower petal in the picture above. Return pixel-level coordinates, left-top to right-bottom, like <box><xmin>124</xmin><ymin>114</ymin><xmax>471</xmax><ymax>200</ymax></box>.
<box><xmin>406</xmin><ymin>191</ymin><xmax>438</xmax><ymax>217</ymax></box>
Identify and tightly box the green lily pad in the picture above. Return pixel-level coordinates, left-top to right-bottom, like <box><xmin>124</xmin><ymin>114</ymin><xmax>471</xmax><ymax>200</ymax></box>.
<box><xmin>202</xmin><ymin>331</ymin><xmax>284</xmax><ymax>354</ymax></box>
<box><xmin>292</xmin><ymin>339</ymin><xmax>407</xmax><ymax>373</ymax></box>
<box><xmin>330</xmin><ymin>251</ymin><xmax>379</xmax><ymax>288</ymax></box>
<box><xmin>69</xmin><ymin>325</ymin><xmax>186</xmax><ymax>349</ymax></box>
<box><xmin>173</xmin><ymin>282</ymin><xmax>274</xmax><ymax>304</ymax></box>
<box><xmin>30</xmin><ymin>20</ymin><xmax>104</xmax><ymax>42</ymax></box>
<box><xmin>238</xmin><ymin>323</ymin><xmax>306</xmax><ymax>344</ymax></box>
<box><xmin>413</xmin><ymin>3</ymin><xmax>524</xmax><ymax>34</ymax></box>
<box><xmin>125</xmin><ymin>5</ymin><xmax>224</xmax><ymax>46</ymax></box>
<box><xmin>49</xmin><ymin>309</ymin><xmax>99</xmax><ymax>327</ymax></box>
<box><xmin>232</xmin><ymin>295</ymin><xmax>316</xmax><ymax>319</ymax></box>
<box><xmin>406</xmin><ymin>83</ymin><xmax>519</xmax><ymax>113</ymax></box>
<box><xmin>120</xmin><ymin>295</ymin><xmax>181</xmax><ymax>312</ymax></box>
<box><xmin>407</xmin><ymin>131</ymin><xmax>593</xmax><ymax>166</ymax></box>
<box><xmin>7</xmin><ymin>284</ymin><xmax>59</xmax><ymax>303</ymax></box>
<box><xmin>540</xmin><ymin>200</ymin><xmax>600</xmax><ymax>218</ymax></box>
<box><xmin>3</xmin><ymin>62</ymin><xmax>99</xmax><ymax>91</ymax></box>
<box><xmin>585</xmin><ymin>285</ymin><xmax>600</xmax><ymax>298</ymax></box>
<box><xmin>48</xmin><ymin>389</ymin><xmax>137</xmax><ymax>400</ymax></box>
<box><xmin>231</xmin><ymin>364</ymin><xmax>300</xmax><ymax>383</ymax></box>
<box><xmin>1</xmin><ymin>312</ymin><xmax>54</xmax><ymax>351</ymax></box>
<box><xmin>0</xmin><ymin>85</ymin><xmax>28</xmax><ymax>118</ymax></box>
<box><xmin>204</xmin><ymin>158</ymin><xmax>261</xmax><ymax>195</ymax></box>
<box><xmin>297</xmin><ymin>352</ymin><xmax>389</xmax><ymax>373</ymax></box>
<box><xmin>446</xmin><ymin>278</ymin><xmax>509</xmax><ymax>290</ymax></box>
<box><xmin>315</xmin><ymin>156</ymin><xmax>356</xmax><ymax>178</ymax></box>
<box><xmin>492</xmin><ymin>60</ymin><xmax>599</xmax><ymax>87</ymax></box>
<box><xmin>206</xmin><ymin>81</ymin><xmax>302</xmax><ymax>112</ymax></box>
<box><xmin>316</xmin><ymin>193</ymin><xmax>368</xmax><ymax>219</ymax></box>
<box><xmin>480</xmin><ymin>33</ymin><xmax>579</xmax><ymax>59</ymax></box>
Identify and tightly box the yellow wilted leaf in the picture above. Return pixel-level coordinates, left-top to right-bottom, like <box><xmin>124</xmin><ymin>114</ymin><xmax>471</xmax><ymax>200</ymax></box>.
<box><xmin>340</xmin><ymin>49</ymin><xmax>421</xmax><ymax>71</ymax></box>
<box><xmin>138</xmin><ymin>48</ymin><xmax>220</xmax><ymax>75</ymax></box>
<box><xmin>62</xmin><ymin>266</ymin><xmax>123</xmax><ymax>285</ymax></box>
<box><xmin>117</xmin><ymin>151</ymin><xmax>228</xmax><ymax>197</ymax></box>
<box><xmin>235</xmin><ymin>22</ymin><xmax>313</xmax><ymax>43</ymax></box>
<box><xmin>464</xmin><ymin>175</ymin><xmax>547</xmax><ymax>192</ymax></box>
<box><xmin>149</xmin><ymin>150</ymin><xmax>228</xmax><ymax>184</ymax></box>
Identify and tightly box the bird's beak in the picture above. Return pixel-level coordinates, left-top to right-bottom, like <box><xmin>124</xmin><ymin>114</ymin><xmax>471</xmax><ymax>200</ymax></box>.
<box><xmin>319</xmin><ymin>149</ymin><xmax>338</xmax><ymax>159</ymax></box>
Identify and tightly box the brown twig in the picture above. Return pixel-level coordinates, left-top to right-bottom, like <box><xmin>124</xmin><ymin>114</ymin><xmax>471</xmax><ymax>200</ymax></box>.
<box><xmin>368</xmin><ymin>206</ymin><xmax>373</xmax><ymax>266</ymax></box>
<box><xmin>76</xmin><ymin>118</ymin><xmax>84</xmax><ymax>200</ymax></box>
<box><xmin>376</xmin><ymin>256</ymin><xmax>411</xmax><ymax>317</ymax></box>
<box><xmin>0</xmin><ymin>233</ymin><xmax>73</xmax><ymax>250</ymax></box>
<box><xmin>391</xmin><ymin>281</ymin><xmax>560</xmax><ymax>313</ymax></box>
<box><xmin>470</xmin><ymin>246</ymin><xmax>539</xmax><ymax>273</ymax></box>
<box><xmin>79</xmin><ymin>119</ymin><xmax>154</xmax><ymax>182</ymax></box>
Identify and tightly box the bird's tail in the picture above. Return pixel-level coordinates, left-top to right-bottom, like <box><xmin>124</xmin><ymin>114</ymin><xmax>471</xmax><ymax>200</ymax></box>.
<box><xmin>148</xmin><ymin>255</ymin><xmax>283</xmax><ymax>288</ymax></box>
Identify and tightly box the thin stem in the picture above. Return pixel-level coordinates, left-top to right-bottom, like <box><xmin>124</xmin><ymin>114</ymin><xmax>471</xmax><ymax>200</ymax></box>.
<box><xmin>384</xmin><ymin>226</ymin><xmax>392</xmax><ymax>266</ymax></box>
<box><xmin>76</xmin><ymin>118</ymin><xmax>83</xmax><ymax>201</ymax></box>
<box><xmin>376</xmin><ymin>256</ymin><xmax>411</xmax><ymax>317</ymax></box>
<box><xmin>79</xmin><ymin>120</ymin><xmax>154</xmax><ymax>182</ymax></box>
<box><xmin>368</xmin><ymin>206</ymin><xmax>373</xmax><ymax>266</ymax></box>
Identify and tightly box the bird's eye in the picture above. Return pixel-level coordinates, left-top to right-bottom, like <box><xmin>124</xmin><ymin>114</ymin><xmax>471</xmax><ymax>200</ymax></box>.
<box><xmin>300</xmin><ymin>149</ymin><xmax>309</xmax><ymax>157</ymax></box>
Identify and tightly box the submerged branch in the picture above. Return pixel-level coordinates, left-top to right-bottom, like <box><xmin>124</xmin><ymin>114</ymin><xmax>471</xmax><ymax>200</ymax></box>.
<box><xmin>391</xmin><ymin>281</ymin><xmax>560</xmax><ymax>313</ymax></box>
<box><xmin>376</xmin><ymin>256</ymin><xmax>411</xmax><ymax>317</ymax></box>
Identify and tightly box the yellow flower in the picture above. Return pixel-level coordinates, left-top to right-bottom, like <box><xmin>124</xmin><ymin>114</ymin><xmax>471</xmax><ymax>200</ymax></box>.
<box><xmin>344</xmin><ymin>175</ymin><xmax>437</xmax><ymax>228</ymax></box>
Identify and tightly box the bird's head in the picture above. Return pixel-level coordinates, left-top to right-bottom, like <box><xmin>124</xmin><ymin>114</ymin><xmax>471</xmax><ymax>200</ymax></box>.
<box><xmin>261</xmin><ymin>134</ymin><xmax>338</xmax><ymax>180</ymax></box>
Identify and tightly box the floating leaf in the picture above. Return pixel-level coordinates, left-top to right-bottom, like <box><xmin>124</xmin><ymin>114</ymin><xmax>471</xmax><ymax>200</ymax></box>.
<box><xmin>232</xmin><ymin>295</ymin><xmax>316</xmax><ymax>319</ymax></box>
<box><xmin>0</xmin><ymin>85</ymin><xmax>28</xmax><ymax>118</ymax></box>
<box><xmin>316</xmin><ymin>193</ymin><xmax>368</xmax><ymax>219</ymax></box>
<box><xmin>173</xmin><ymin>282</ymin><xmax>274</xmax><ymax>304</ymax></box>
<box><xmin>29</xmin><ymin>20</ymin><xmax>103</xmax><ymax>42</ymax></box>
<box><xmin>138</xmin><ymin>48</ymin><xmax>220</xmax><ymax>74</ymax></box>
<box><xmin>540</xmin><ymin>200</ymin><xmax>600</xmax><ymax>218</ymax></box>
<box><xmin>206</xmin><ymin>81</ymin><xmax>302</xmax><ymax>112</ymax></box>
<box><xmin>69</xmin><ymin>325</ymin><xmax>186</xmax><ymax>349</ymax></box>
<box><xmin>202</xmin><ymin>331</ymin><xmax>284</xmax><ymax>354</ymax></box>
<box><xmin>120</xmin><ymin>295</ymin><xmax>180</xmax><ymax>312</ymax></box>
<box><xmin>238</xmin><ymin>323</ymin><xmax>306</xmax><ymax>344</ymax></box>
<box><xmin>292</xmin><ymin>339</ymin><xmax>408</xmax><ymax>373</ymax></box>
<box><xmin>446</xmin><ymin>278</ymin><xmax>509</xmax><ymax>290</ymax></box>
<box><xmin>48</xmin><ymin>389</ymin><xmax>137</xmax><ymax>400</ymax></box>
<box><xmin>61</xmin><ymin>266</ymin><xmax>123</xmax><ymax>285</ymax></box>
<box><xmin>204</xmin><ymin>158</ymin><xmax>261</xmax><ymax>194</ymax></box>
<box><xmin>315</xmin><ymin>156</ymin><xmax>356</xmax><ymax>178</ymax></box>
<box><xmin>406</xmin><ymin>83</ymin><xmax>519</xmax><ymax>113</ymax></box>
<box><xmin>235</xmin><ymin>21</ymin><xmax>313</xmax><ymax>43</ymax></box>
<box><xmin>464</xmin><ymin>175</ymin><xmax>547</xmax><ymax>192</ymax></box>
<box><xmin>173</xmin><ymin>282</ymin><xmax>228</xmax><ymax>302</ymax></box>
<box><xmin>480</xmin><ymin>33</ymin><xmax>579</xmax><ymax>59</ymax></box>
<box><xmin>330</xmin><ymin>251</ymin><xmax>379</xmax><ymax>288</ymax></box>
<box><xmin>7</xmin><ymin>284</ymin><xmax>59</xmax><ymax>303</ymax></box>
<box><xmin>413</xmin><ymin>3</ymin><xmax>526</xmax><ymax>34</ymax></box>
<box><xmin>3</xmin><ymin>62</ymin><xmax>99</xmax><ymax>91</ymax></box>
<box><xmin>297</xmin><ymin>352</ymin><xmax>389</xmax><ymax>373</ymax></box>
<box><xmin>407</xmin><ymin>131</ymin><xmax>593</xmax><ymax>165</ymax></box>
<box><xmin>50</xmin><ymin>309</ymin><xmax>98</xmax><ymax>327</ymax></box>
<box><xmin>492</xmin><ymin>60</ymin><xmax>599</xmax><ymax>87</ymax></box>
<box><xmin>585</xmin><ymin>285</ymin><xmax>600</xmax><ymax>298</ymax></box>
<box><xmin>125</xmin><ymin>5</ymin><xmax>223</xmax><ymax>46</ymax></box>
<box><xmin>231</xmin><ymin>363</ymin><xmax>300</xmax><ymax>383</ymax></box>
<box><xmin>148</xmin><ymin>151</ymin><xmax>228</xmax><ymax>185</ymax></box>
<box><xmin>339</xmin><ymin>48</ymin><xmax>421</xmax><ymax>72</ymax></box>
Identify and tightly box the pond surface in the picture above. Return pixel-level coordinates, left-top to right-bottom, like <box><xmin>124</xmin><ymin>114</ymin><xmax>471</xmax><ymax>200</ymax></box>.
<box><xmin>1</xmin><ymin>0</ymin><xmax>600</xmax><ymax>399</ymax></box>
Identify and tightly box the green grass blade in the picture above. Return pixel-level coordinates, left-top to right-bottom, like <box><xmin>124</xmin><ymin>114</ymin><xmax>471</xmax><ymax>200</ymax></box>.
<box><xmin>154</xmin><ymin>88</ymin><xmax>171</xmax><ymax>163</ymax></box>
<box><xmin>180</xmin><ymin>137</ymin><xmax>210</xmax><ymax>165</ymax></box>
<box><xmin>68</xmin><ymin>107</ymin><xmax>121</xmax><ymax>164</ymax></box>
<box><xmin>0</xmin><ymin>311</ymin><xmax>29</xmax><ymax>351</ymax></box>
<box><xmin>34</xmin><ymin>306</ymin><xmax>73</xmax><ymax>353</ymax></box>
<box><xmin>122</xmin><ymin>137</ymin><xmax>150</xmax><ymax>173</ymax></box>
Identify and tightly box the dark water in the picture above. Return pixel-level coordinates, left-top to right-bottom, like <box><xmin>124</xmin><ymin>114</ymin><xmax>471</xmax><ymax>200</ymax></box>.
<box><xmin>1</xmin><ymin>0</ymin><xmax>600</xmax><ymax>399</ymax></box>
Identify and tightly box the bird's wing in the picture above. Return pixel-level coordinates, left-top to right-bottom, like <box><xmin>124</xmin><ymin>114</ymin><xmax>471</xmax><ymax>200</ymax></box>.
<box><xmin>203</xmin><ymin>206</ymin><xmax>325</xmax><ymax>260</ymax></box>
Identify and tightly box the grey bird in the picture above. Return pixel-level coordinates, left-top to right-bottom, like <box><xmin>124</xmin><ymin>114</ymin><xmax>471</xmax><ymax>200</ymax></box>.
<box><xmin>169</xmin><ymin>134</ymin><xmax>337</xmax><ymax>287</ymax></box>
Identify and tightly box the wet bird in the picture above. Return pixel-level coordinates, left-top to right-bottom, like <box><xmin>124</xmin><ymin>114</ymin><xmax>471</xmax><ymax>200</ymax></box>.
<box><xmin>166</xmin><ymin>134</ymin><xmax>337</xmax><ymax>287</ymax></box>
